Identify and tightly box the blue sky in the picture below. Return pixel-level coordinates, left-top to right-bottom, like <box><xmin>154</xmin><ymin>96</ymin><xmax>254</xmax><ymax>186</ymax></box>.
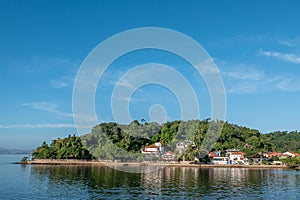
<box><xmin>1</xmin><ymin>0</ymin><xmax>300</xmax><ymax>149</ymax></box>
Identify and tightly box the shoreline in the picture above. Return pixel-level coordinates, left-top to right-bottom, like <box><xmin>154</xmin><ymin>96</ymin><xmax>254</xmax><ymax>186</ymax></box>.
<box><xmin>21</xmin><ymin>159</ymin><xmax>298</xmax><ymax>169</ymax></box>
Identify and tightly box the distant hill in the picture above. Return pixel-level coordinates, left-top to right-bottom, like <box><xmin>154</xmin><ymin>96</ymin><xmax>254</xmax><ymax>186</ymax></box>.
<box><xmin>0</xmin><ymin>148</ymin><xmax>31</xmax><ymax>154</ymax></box>
<box><xmin>81</xmin><ymin>120</ymin><xmax>300</xmax><ymax>161</ymax></box>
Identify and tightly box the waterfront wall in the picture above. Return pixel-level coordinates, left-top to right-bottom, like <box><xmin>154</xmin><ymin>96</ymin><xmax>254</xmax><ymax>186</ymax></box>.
<box><xmin>24</xmin><ymin>159</ymin><xmax>291</xmax><ymax>169</ymax></box>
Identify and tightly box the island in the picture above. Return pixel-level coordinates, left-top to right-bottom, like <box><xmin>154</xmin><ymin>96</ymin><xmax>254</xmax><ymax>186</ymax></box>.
<box><xmin>23</xmin><ymin>119</ymin><xmax>300</xmax><ymax>169</ymax></box>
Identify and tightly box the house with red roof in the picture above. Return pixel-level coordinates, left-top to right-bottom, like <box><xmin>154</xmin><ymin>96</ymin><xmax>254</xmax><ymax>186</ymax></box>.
<box><xmin>209</xmin><ymin>151</ymin><xmax>221</xmax><ymax>158</ymax></box>
<box><xmin>142</xmin><ymin>142</ymin><xmax>164</xmax><ymax>155</ymax></box>
<box><xmin>264</xmin><ymin>152</ymin><xmax>282</xmax><ymax>158</ymax></box>
<box><xmin>142</xmin><ymin>144</ymin><xmax>159</xmax><ymax>153</ymax></box>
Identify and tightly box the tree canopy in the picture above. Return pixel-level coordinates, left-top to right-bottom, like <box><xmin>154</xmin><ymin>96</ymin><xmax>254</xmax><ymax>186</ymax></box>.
<box><xmin>32</xmin><ymin>135</ymin><xmax>93</xmax><ymax>160</ymax></box>
<box><xmin>31</xmin><ymin>120</ymin><xmax>300</xmax><ymax>163</ymax></box>
<box><xmin>81</xmin><ymin>119</ymin><xmax>298</xmax><ymax>161</ymax></box>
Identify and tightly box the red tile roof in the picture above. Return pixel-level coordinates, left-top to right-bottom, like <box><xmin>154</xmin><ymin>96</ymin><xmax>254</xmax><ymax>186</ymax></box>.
<box><xmin>146</xmin><ymin>144</ymin><xmax>158</xmax><ymax>148</ymax></box>
<box><xmin>209</xmin><ymin>152</ymin><xmax>219</xmax><ymax>157</ymax></box>
<box><xmin>230</xmin><ymin>152</ymin><xmax>245</xmax><ymax>155</ymax></box>
<box><xmin>266</xmin><ymin>152</ymin><xmax>282</xmax><ymax>157</ymax></box>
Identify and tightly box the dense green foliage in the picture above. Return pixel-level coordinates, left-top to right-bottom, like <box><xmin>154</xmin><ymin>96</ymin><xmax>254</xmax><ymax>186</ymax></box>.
<box><xmin>182</xmin><ymin>120</ymin><xmax>274</xmax><ymax>159</ymax></box>
<box><xmin>280</xmin><ymin>157</ymin><xmax>300</xmax><ymax>167</ymax></box>
<box><xmin>32</xmin><ymin>135</ymin><xmax>93</xmax><ymax>160</ymax></box>
<box><xmin>31</xmin><ymin>120</ymin><xmax>300</xmax><ymax>163</ymax></box>
<box><xmin>265</xmin><ymin>131</ymin><xmax>300</xmax><ymax>153</ymax></box>
<box><xmin>81</xmin><ymin>121</ymin><xmax>161</xmax><ymax>161</ymax></box>
<box><xmin>81</xmin><ymin>119</ymin><xmax>297</xmax><ymax>161</ymax></box>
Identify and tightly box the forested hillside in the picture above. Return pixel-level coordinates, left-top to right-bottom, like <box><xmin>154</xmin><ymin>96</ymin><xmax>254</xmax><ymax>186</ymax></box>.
<box><xmin>80</xmin><ymin>119</ymin><xmax>300</xmax><ymax>161</ymax></box>
<box><xmin>265</xmin><ymin>131</ymin><xmax>300</xmax><ymax>153</ymax></box>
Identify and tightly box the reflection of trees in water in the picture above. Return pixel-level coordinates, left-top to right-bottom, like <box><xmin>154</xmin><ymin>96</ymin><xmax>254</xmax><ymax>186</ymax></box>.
<box><xmin>206</xmin><ymin>168</ymin><xmax>294</xmax><ymax>198</ymax></box>
<box><xmin>32</xmin><ymin>165</ymin><xmax>141</xmax><ymax>190</ymax></box>
<box><xmin>141</xmin><ymin>167</ymin><xmax>285</xmax><ymax>198</ymax></box>
<box><xmin>207</xmin><ymin>168</ymin><xmax>275</xmax><ymax>186</ymax></box>
<box><xmin>140</xmin><ymin>167</ymin><xmax>163</xmax><ymax>196</ymax></box>
<box><xmin>30</xmin><ymin>165</ymin><xmax>294</xmax><ymax>198</ymax></box>
<box><xmin>163</xmin><ymin>167</ymin><xmax>211</xmax><ymax>197</ymax></box>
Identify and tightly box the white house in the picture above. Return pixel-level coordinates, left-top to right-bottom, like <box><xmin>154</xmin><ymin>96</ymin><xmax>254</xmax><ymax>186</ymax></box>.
<box><xmin>209</xmin><ymin>151</ymin><xmax>221</xmax><ymax>158</ymax></box>
<box><xmin>282</xmin><ymin>152</ymin><xmax>299</xmax><ymax>158</ymax></box>
<box><xmin>154</xmin><ymin>142</ymin><xmax>164</xmax><ymax>153</ymax></box>
<box><xmin>175</xmin><ymin>141</ymin><xmax>188</xmax><ymax>154</ymax></box>
<box><xmin>211</xmin><ymin>157</ymin><xmax>229</xmax><ymax>165</ymax></box>
<box><xmin>227</xmin><ymin>151</ymin><xmax>246</xmax><ymax>164</ymax></box>
<box><xmin>142</xmin><ymin>144</ymin><xmax>158</xmax><ymax>153</ymax></box>
<box><xmin>142</xmin><ymin>142</ymin><xmax>164</xmax><ymax>154</ymax></box>
<box><xmin>264</xmin><ymin>152</ymin><xmax>282</xmax><ymax>158</ymax></box>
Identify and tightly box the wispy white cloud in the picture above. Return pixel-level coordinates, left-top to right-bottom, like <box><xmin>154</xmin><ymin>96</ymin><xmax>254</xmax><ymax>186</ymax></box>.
<box><xmin>50</xmin><ymin>80</ymin><xmax>68</xmax><ymax>88</ymax></box>
<box><xmin>0</xmin><ymin>123</ymin><xmax>75</xmax><ymax>129</ymax></box>
<box><xmin>274</xmin><ymin>78</ymin><xmax>300</xmax><ymax>92</ymax></box>
<box><xmin>223</xmin><ymin>70</ymin><xmax>264</xmax><ymax>81</ymax></box>
<box><xmin>226</xmin><ymin>82</ymin><xmax>260</xmax><ymax>94</ymax></box>
<box><xmin>222</xmin><ymin>63</ymin><xmax>300</xmax><ymax>93</ymax></box>
<box><xmin>117</xmin><ymin>96</ymin><xmax>143</xmax><ymax>103</ymax></box>
<box><xmin>219</xmin><ymin>62</ymin><xmax>266</xmax><ymax>94</ymax></box>
<box><xmin>22</xmin><ymin>102</ymin><xmax>73</xmax><ymax>117</ymax></box>
<box><xmin>50</xmin><ymin>66</ymin><xmax>77</xmax><ymax>89</ymax></box>
<box><xmin>259</xmin><ymin>49</ymin><xmax>300</xmax><ymax>64</ymax></box>
<box><xmin>114</xmin><ymin>79</ymin><xmax>135</xmax><ymax>89</ymax></box>
<box><xmin>279</xmin><ymin>37</ymin><xmax>300</xmax><ymax>47</ymax></box>
<box><xmin>0</xmin><ymin>123</ymin><xmax>95</xmax><ymax>129</ymax></box>
<box><xmin>279</xmin><ymin>40</ymin><xmax>295</xmax><ymax>47</ymax></box>
<box><xmin>196</xmin><ymin>58</ymin><xmax>220</xmax><ymax>75</ymax></box>
<box><xmin>219</xmin><ymin>62</ymin><xmax>300</xmax><ymax>93</ymax></box>
<box><xmin>23</xmin><ymin>102</ymin><xmax>58</xmax><ymax>112</ymax></box>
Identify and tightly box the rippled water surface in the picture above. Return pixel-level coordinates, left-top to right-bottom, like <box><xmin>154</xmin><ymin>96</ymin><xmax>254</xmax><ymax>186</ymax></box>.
<box><xmin>0</xmin><ymin>155</ymin><xmax>300</xmax><ymax>199</ymax></box>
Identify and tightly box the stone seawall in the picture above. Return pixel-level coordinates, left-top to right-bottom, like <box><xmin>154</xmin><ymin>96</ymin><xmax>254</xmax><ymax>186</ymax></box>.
<box><xmin>26</xmin><ymin>159</ymin><xmax>103</xmax><ymax>165</ymax></box>
<box><xmin>24</xmin><ymin>159</ymin><xmax>291</xmax><ymax>169</ymax></box>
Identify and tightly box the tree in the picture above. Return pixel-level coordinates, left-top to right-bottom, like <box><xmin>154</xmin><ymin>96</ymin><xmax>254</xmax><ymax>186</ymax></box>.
<box><xmin>32</xmin><ymin>136</ymin><xmax>93</xmax><ymax>160</ymax></box>
<box><xmin>80</xmin><ymin>119</ymin><xmax>300</xmax><ymax>162</ymax></box>
<box><xmin>281</xmin><ymin>157</ymin><xmax>300</xmax><ymax>167</ymax></box>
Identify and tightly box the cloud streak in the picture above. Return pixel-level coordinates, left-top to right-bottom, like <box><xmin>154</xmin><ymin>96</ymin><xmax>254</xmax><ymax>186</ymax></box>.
<box><xmin>0</xmin><ymin>123</ymin><xmax>75</xmax><ymax>129</ymax></box>
<box><xmin>259</xmin><ymin>49</ymin><xmax>300</xmax><ymax>64</ymax></box>
<box><xmin>50</xmin><ymin>80</ymin><xmax>68</xmax><ymax>88</ymax></box>
<box><xmin>219</xmin><ymin>63</ymin><xmax>266</xmax><ymax>94</ymax></box>
<box><xmin>219</xmin><ymin>62</ymin><xmax>300</xmax><ymax>93</ymax></box>
<box><xmin>22</xmin><ymin>102</ymin><xmax>73</xmax><ymax>117</ymax></box>
<box><xmin>274</xmin><ymin>78</ymin><xmax>300</xmax><ymax>92</ymax></box>
<box><xmin>223</xmin><ymin>71</ymin><xmax>264</xmax><ymax>81</ymax></box>
<box><xmin>279</xmin><ymin>37</ymin><xmax>300</xmax><ymax>47</ymax></box>
<box><xmin>50</xmin><ymin>73</ymin><xmax>76</xmax><ymax>89</ymax></box>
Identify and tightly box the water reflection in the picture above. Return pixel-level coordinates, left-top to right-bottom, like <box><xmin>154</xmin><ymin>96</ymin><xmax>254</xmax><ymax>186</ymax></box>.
<box><xmin>32</xmin><ymin>165</ymin><xmax>141</xmax><ymax>189</ymax></box>
<box><xmin>30</xmin><ymin>165</ymin><xmax>300</xmax><ymax>199</ymax></box>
